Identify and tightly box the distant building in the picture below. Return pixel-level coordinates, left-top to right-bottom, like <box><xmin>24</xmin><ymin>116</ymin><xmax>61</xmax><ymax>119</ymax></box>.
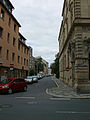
<box><xmin>58</xmin><ymin>0</ymin><xmax>90</xmax><ymax>92</ymax></box>
<box><xmin>35</xmin><ymin>56</ymin><xmax>48</xmax><ymax>74</ymax></box>
<box><xmin>28</xmin><ymin>46</ymin><xmax>35</xmax><ymax>71</ymax></box>
<box><xmin>48</xmin><ymin>68</ymin><xmax>52</xmax><ymax>75</ymax></box>
<box><xmin>0</xmin><ymin>0</ymin><xmax>29</xmax><ymax>78</ymax></box>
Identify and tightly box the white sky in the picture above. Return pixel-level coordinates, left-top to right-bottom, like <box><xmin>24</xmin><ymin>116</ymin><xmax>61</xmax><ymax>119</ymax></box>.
<box><xmin>11</xmin><ymin>0</ymin><xmax>64</xmax><ymax>65</ymax></box>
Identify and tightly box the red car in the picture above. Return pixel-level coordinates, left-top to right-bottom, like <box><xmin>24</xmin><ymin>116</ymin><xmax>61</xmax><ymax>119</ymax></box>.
<box><xmin>0</xmin><ymin>77</ymin><xmax>27</xmax><ymax>94</ymax></box>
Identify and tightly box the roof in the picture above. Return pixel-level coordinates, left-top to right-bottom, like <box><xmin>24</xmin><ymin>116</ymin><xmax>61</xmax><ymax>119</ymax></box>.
<box><xmin>0</xmin><ymin>0</ymin><xmax>21</xmax><ymax>27</ymax></box>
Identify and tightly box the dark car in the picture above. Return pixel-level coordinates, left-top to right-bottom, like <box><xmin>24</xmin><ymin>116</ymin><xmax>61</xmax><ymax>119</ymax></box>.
<box><xmin>0</xmin><ymin>77</ymin><xmax>27</xmax><ymax>94</ymax></box>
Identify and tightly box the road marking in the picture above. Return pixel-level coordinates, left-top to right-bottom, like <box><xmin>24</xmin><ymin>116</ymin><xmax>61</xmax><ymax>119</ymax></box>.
<box><xmin>27</xmin><ymin>102</ymin><xmax>37</xmax><ymax>104</ymax></box>
<box><xmin>56</xmin><ymin>111</ymin><xmax>90</xmax><ymax>114</ymax></box>
<box><xmin>50</xmin><ymin>98</ymin><xmax>71</xmax><ymax>101</ymax></box>
<box><xmin>15</xmin><ymin>97</ymin><xmax>35</xmax><ymax>99</ymax></box>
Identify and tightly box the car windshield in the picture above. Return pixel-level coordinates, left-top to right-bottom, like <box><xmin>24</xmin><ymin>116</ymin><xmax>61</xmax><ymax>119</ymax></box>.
<box><xmin>0</xmin><ymin>79</ymin><xmax>12</xmax><ymax>83</ymax></box>
<box><xmin>27</xmin><ymin>76</ymin><xmax>32</xmax><ymax>79</ymax></box>
<box><xmin>32</xmin><ymin>76</ymin><xmax>37</xmax><ymax>78</ymax></box>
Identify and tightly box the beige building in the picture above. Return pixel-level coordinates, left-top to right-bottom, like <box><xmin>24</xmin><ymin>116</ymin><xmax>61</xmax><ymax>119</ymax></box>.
<box><xmin>58</xmin><ymin>0</ymin><xmax>90</xmax><ymax>92</ymax></box>
<box><xmin>42</xmin><ymin>58</ymin><xmax>48</xmax><ymax>74</ymax></box>
<box><xmin>0</xmin><ymin>0</ymin><xmax>29</xmax><ymax>79</ymax></box>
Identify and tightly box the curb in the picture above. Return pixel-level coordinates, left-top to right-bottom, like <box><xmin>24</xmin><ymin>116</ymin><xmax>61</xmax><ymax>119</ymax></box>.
<box><xmin>52</xmin><ymin>76</ymin><xmax>59</xmax><ymax>88</ymax></box>
<box><xmin>46</xmin><ymin>88</ymin><xmax>90</xmax><ymax>99</ymax></box>
<box><xmin>46</xmin><ymin>77</ymin><xmax>90</xmax><ymax>99</ymax></box>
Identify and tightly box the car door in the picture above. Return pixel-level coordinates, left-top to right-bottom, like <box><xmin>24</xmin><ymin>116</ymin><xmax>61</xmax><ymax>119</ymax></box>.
<box><xmin>11</xmin><ymin>79</ymin><xmax>19</xmax><ymax>92</ymax></box>
<box><xmin>18</xmin><ymin>78</ymin><xmax>25</xmax><ymax>90</ymax></box>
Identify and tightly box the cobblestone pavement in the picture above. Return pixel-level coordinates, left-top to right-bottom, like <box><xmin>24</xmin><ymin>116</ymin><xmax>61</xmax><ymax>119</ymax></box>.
<box><xmin>46</xmin><ymin>76</ymin><xmax>90</xmax><ymax>99</ymax></box>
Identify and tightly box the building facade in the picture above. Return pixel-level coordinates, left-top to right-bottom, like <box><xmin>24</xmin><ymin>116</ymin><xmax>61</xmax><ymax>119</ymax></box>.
<box><xmin>58</xmin><ymin>0</ymin><xmax>90</xmax><ymax>92</ymax></box>
<box><xmin>35</xmin><ymin>56</ymin><xmax>48</xmax><ymax>74</ymax></box>
<box><xmin>28</xmin><ymin>46</ymin><xmax>35</xmax><ymax>71</ymax></box>
<box><xmin>42</xmin><ymin>58</ymin><xmax>48</xmax><ymax>74</ymax></box>
<box><xmin>0</xmin><ymin>0</ymin><xmax>29</xmax><ymax>79</ymax></box>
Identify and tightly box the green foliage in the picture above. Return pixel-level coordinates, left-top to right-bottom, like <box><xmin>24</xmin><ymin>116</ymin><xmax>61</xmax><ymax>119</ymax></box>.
<box><xmin>50</xmin><ymin>57</ymin><xmax>59</xmax><ymax>79</ymax></box>
<box><xmin>29</xmin><ymin>69</ymin><xmax>35</xmax><ymax>76</ymax></box>
<box><xmin>35</xmin><ymin>57</ymin><xmax>44</xmax><ymax>74</ymax></box>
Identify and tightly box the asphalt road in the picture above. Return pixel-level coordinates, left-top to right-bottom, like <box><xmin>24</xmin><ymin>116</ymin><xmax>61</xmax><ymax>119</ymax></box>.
<box><xmin>0</xmin><ymin>76</ymin><xmax>90</xmax><ymax>120</ymax></box>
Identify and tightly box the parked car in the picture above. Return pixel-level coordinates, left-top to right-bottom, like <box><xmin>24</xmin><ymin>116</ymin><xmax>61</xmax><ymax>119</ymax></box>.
<box><xmin>37</xmin><ymin>74</ymin><xmax>42</xmax><ymax>80</ymax></box>
<box><xmin>0</xmin><ymin>77</ymin><xmax>27</xmax><ymax>94</ymax></box>
<box><xmin>32</xmin><ymin>76</ymin><xmax>38</xmax><ymax>83</ymax></box>
<box><xmin>25</xmin><ymin>76</ymin><xmax>33</xmax><ymax>84</ymax></box>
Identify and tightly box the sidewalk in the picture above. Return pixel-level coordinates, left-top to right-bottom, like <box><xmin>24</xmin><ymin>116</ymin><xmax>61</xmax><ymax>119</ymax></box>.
<box><xmin>46</xmin><ymin>76</ymin><xmax>90</xmax><ymax>99</ymax></box>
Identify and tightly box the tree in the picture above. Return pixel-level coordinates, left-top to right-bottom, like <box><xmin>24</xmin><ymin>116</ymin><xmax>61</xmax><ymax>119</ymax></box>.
<box><xmin>50</xmin><ymin>62</ymin><xmax>55</xmax><ymax>75</ymax></box>
<box><xmin>35</xmin><ymin>57</ymin><xmax>44</xmax><ymax>74</ymax></box>
<box><xmin>54</xmin><ymin>57</ymin><xmax>59</xmax><ymax>78</ymax></box>
<box><xmin>50</xmin><ymin>56</ymin><xmax>59</xmax><ymax>78</ymax></box>
<box><xmin>29</xmin><ymin>69</ymin><xmax>35</xmax><ymax>76</ymax></box>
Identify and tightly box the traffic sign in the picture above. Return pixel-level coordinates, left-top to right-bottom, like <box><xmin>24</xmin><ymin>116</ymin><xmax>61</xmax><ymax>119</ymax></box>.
<box><xmin>66</xmin><ymin>67</ymin><xmax>70</xmax><ymax>71</ymax></box>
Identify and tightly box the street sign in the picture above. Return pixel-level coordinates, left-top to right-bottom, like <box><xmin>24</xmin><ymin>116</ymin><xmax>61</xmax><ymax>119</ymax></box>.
<box><xmin>66</xmin><ymin>67</ymin><xmax>70</xmax><ymax>71</ymax></box>
<box><xmin>10</xmin><ymin>64</ymin><xmax>14</xmax><ymax>68</ymax></box>
<box><xmin>10</xmin><ymin>68</ymin><xmax>14</xmax><ymax>71</ymax></box>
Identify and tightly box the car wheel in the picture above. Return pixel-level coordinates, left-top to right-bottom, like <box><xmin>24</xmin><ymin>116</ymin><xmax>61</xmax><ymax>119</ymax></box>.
<box><xmin>24</xmin><ymin>86</ymin><xmax>27</xmax><ymax>91</ymax></box>
<box><xmin>8</xmin><ymin>88</ymin><xmax>13</xmax><ymax>94</ymax></box>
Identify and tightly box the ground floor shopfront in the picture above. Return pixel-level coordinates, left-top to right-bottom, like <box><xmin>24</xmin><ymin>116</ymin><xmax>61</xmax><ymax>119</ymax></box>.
<box><xmin>0</xmin><ymin>66</ymin><xmax>28</xmax><ymax>81</ymax></box>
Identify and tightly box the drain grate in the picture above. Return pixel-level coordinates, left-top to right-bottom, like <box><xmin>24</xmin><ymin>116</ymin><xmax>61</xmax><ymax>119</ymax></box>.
<box><xmin>0</xmin><ymin>104</ymin><xmax>12</xmax><ymax>108</ymax></box>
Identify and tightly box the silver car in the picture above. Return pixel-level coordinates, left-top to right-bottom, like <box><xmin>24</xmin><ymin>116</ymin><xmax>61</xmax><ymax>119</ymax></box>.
<box><xmin>25</xmin><ymin>76</ymin><xmax>33</xmax><ymax>84</ymax></box>
<box><xmin>32</xmin><ymin>76</ymin><xmax>38</xmax><ymax>83</ymax></box>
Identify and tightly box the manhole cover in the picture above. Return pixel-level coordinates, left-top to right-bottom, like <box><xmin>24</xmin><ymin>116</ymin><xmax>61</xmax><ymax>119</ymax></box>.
<box><xmin>0</xmin><ymin>104</ymin><xmax>12</xmax><ymax>108</ymax></box>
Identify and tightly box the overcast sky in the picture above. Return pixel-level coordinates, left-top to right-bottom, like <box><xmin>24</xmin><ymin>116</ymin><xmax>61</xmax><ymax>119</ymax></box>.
<box><xmin>11</xmin><ymin>0</ymin><xmax>64</xmax><ymax>66</ymax></box>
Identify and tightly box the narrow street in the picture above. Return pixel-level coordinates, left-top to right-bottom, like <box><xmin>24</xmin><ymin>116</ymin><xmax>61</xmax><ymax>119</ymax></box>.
<box><xmin>0</xmin><ymin>77</ymin><xmax>90</xmax><ymax>120</ymax></box>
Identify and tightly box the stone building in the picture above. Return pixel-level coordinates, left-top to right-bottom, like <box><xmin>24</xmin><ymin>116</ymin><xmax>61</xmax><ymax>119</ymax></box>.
<box><xmin>58</xmin><ymin>0</ymin><xmax>90</xmax><ymax>92</ymax></box>
<box><xmin>0</xmin><ymin>0</ymin><xmax>29</xmax><ymax>79</ymax></box>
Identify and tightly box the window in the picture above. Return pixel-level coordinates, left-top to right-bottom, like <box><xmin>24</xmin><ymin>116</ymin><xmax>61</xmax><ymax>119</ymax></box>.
<box><xmin>0</xmin><ymin>27</ymin><xmax>3</xmax><ymax>37</ymax></box>
<box><xmin>21</xmin><ymin>57</ymin><xmax>23</xmax><ymax>65</ymax></box>
<box><xmin>7</xmin><ymin>33</ymin><xmax>10</xmax><ymax>43</ymax></box>
<box><xmin>27</xmin><ymin>49</ymin><xmax>28</xmax><ymax>55</ymax></box>
<box><xmin>12</xmin><ymin>53</ymin><xmax>15</xmax><ymax>61</ymax></box>
<box><xmin>8</xmin><ymin>17</ymin><xmax>11</xmax><ymax>26</ymax></box>
<box><xmin>14</xmin><ymin>24</ymin><xmax>16</xmax><ymax>31</ymax></box>
<box><xmin>24</xmin><ymin>47</ymin><xmax>26</xmax><ymax>53</ymax></box>
<box><xmin>24</xmin><ymin>58</ymin><xmax>26</xmax><ymax>65</ymax></box>
<box><xmin>27</xmin><ymin>60</ymin><xmax>28</xmax><ymax>66</ymax></box>
<box><xmin>18</xmin><ymin>40</ymin><xmax>20</xmax><ymax>50</ymax></box>
<box><xmin>18</xmin><ymin>56</ymin><xmax>20</xmax><ymax>64</ymax></box>
<box><xmin>13</xmin><ymin>37</ymin><xmax>16</xmax><ymax>46</ymax></box>
<box><xmin>0</xmin><ymin>47</ymin><xmax>2</xmax><ymax>58</ymax></box>
<box><xmin>1</xmin><ymin>9</ymin><xmax>4</xmax><ymax>19</ymax></box>
<box><xmin>21</xmin><ymin>45</ymin><xmax>23</xmax><ymax>52</ymax></box>
<box><xmin>15</xmin><ymin>78</ymin><xmax>24</xmax><ymax>83</ymax></box>
<box><xmin>6</xmin><ymin>50</ymin><xmax>9</xmax><ymax>60</ymax></box>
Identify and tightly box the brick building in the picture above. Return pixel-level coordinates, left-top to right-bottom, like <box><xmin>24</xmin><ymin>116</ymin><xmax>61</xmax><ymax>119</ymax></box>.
<box><xmin>58</xmin><ymin>0</ymin><xmax>90</xmax><ymax>92</ymax></box>
<box><xmin>0</xmin><ymin>0</ymin><xmax>29</xmax><ymax>79</ymax></box>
